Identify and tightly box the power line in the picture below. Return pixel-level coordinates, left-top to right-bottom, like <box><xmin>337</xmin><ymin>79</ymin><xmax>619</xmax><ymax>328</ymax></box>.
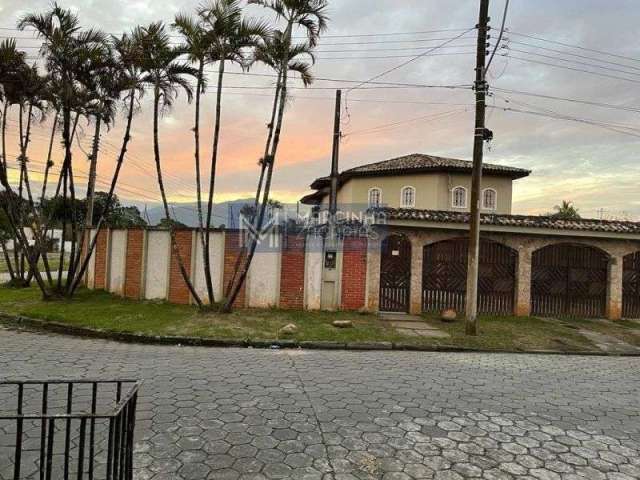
<box><xmin>344</xmin><ymin>108</ymin><xmax>468</xmax><ymax>137</ymax></box>
<box><xmin>347</xmin><ymin>28</ymin><xmax>475</xmax><ymax>93</ymax></box>
<box><xmin>502</xmin><ymin>53</ymin><xmax>640</xmax><ymax>84</ymax></box>
<box><xmin>485</xmin><ymin>0</ymin><xmax>510</xmax><ymax>73</ymax></box>
<box><xmin>506</xmin><ymin>47</ymin><xmax>640</xmax><ymax>78</ymax></box>
<box><xmin>490</xmin><ymin>87</ymin><xmax>640</xmax><ymax>114</ymax></box>
<box><xmin>509</xmin><ymin>31</ymin><xmax>640</xmax><ymax>64</ymax></box>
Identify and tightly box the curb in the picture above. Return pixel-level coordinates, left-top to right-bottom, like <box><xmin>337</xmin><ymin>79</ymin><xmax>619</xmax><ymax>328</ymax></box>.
<box><xmin>1</xmin><ymin>313</ymin><xmax>639</xmax><ymax>357</ymax></box>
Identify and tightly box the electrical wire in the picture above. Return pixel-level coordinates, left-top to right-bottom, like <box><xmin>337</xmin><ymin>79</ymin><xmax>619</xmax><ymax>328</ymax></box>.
<box><xmin>485</xmin><ymin>0</ymin><xmax>510</xmax><ymax>73</ymax></box>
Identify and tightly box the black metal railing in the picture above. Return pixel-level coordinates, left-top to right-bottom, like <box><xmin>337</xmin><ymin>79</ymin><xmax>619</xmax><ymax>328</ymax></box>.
<box><xmin>0</xmin><ymin>380</ymin><xmax>141</xmax><ymax>480</ymax></box>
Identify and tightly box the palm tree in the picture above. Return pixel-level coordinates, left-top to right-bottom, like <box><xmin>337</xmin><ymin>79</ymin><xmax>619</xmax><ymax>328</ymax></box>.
<box><xmin>223</xmin><ymin>0</ymin><xmax>326</xmax><ymax>311</ymax></box>
<box><xmin>190</xmin><ymin>0</ymin><xmax>268</xmax><ymax>305</ymax></box>
<box><xmin>70</xmin><ymin>31</ymin><xmax>148</xmax><ymax>295</ymax></box>
<box><xmin>173</xmin><ymin>12</ymin><xmax>214</xmax><ymax>304</ymax></box>
<box><xmin>19</xmin><ymin>4</ymin><xmax>108</xmax><ymax>294</ymax></box>
<box><xmin>0</xmin><ymin>39</ymin><xmax>50</xmax><ymax>290</ymax></box>
<box><xmin>135</xmin><ymin>22</ymin><xmax>204</xmax><ymax>307</ymax></box>
<box><xmin>550</xmin><ymin>201</ymin><xmax>581</xmax><ymax>220</ymax></box>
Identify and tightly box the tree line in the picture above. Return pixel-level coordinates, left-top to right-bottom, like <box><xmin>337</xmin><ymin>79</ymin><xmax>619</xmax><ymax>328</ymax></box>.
<box><xmin>0</xmin><ymin>0</ymin><xmax>328</xmax><ymax>309</ymax></box>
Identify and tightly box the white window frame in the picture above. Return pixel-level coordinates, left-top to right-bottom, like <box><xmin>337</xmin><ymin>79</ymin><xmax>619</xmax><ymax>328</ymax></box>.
<box><xmin>368</xmin><ymin>187</ymin><xmax>382</xmax><ymax>208</ymax></box>
<box><xmin>482</xmin><ymin>188</ymin><xmax>497</xmax><ymax>211</ymax></box>
<box><xmin>451</xmin><ymin>186</ymin><xmax>468</xmax><ymax>209</ymax></box>
<box><xmin>400</xmin><ymin>186</ymin><xmax>416</xmax><ymax>208</ymax></box>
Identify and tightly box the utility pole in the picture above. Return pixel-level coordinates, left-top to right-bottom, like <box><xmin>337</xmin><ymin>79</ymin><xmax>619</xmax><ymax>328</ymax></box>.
<box><xmin>328</xmin><ymin>89</ymin><xmax>342</xmax><ymax>232</ymax></box>
<box><xmin>465</xmin><ymin>0</ymin><xmax>491</xmax><ymax>336</ymax></box>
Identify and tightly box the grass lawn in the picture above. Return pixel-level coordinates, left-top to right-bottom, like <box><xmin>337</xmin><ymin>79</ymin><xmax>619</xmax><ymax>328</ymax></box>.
<box><xmin>0</xmin><ymin>255</ymin><xmax>67</xmax><ymax>274</ymax></box>
<box><xmin>1</xmin><ymin>285</ymin><xmax>634</xmax><ymax>353</ymax></box>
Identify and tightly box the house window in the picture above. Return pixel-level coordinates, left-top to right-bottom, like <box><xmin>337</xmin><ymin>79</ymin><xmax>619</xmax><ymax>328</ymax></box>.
<box><xmin>400</xmin><ymin>186</ymin><xmax>416</xmax><ymax>208</ymax></box>
<box><xmin>368</xmin><ymin>188</ymin><xmax>382</xmax><ymax>208</ymax></box>
<box><xmin>452</xmin><ymin>186</ymin><xmax>467</xmax><ymax>209</ymax></box>
<box><xmin>482</xmin><ymin>188</ymin><xmax>497</xmax><ymax>211</ymax></box>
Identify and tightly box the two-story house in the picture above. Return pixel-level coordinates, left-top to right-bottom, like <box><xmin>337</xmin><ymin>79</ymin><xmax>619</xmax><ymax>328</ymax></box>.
<box><xmin>301</xmin><ymin>153</ymin><xmax>530</xmax><ymax>214</ymax></box>
<box><xmin>300</xmin><ymin>152</ymin><xmax>640</xmax><ymax>322</ymax></box>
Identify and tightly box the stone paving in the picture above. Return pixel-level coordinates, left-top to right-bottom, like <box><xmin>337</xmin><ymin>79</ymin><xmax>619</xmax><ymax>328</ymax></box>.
<box><xmin>1</xmin><ymin>325</ymin><xmax>640</xmax><ymax>480</ymax></box>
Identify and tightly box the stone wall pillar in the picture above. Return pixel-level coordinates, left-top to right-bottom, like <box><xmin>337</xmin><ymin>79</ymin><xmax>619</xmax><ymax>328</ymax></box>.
<box><xmin>515</xmin><ymin>245</ymin><xmax>533</xmax><ymax>317</ymax></box>
<box><xmin>409</xmin><ymin>238</ymin><xmax>423</xmax><ymax>315</ymax></box>
<box><xmin>366</xmin><ymin>237</ymin><xmax>381</xmax><ymax>312</ymax></box>
<box><xmin>607</xmin><ymin>255</ymin><xmax>624</xmax><ymax>320</ymax></box>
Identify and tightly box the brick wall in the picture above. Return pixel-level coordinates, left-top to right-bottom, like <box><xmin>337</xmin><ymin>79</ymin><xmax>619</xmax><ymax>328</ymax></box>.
<box><xmin>341</xmin><ymin>237</ymin><xmax>368</xmax><ymax>310</ymax></box>
<box><xmin>168</xmin><ymin>230</ymin><xmax>193</xmax><ymax>305</ymax></box>
<box><xmin>279</xmin><ymin>235</ymin><xmax>306</xmax><ymax>309</ymax></box>
<box><xmin>124</xmin><ymin>229</ymin><xmax>144</xmax><ymax>299</ymax></box>
<box><xmin>94</xmin><ymin>229</ymin><xmax>109</xmax><ymax>290</ymax></box>
<box><xmin>223</xmin><ymin>231</ymin><xmax>246</xmax><ymax>308</ymax></box>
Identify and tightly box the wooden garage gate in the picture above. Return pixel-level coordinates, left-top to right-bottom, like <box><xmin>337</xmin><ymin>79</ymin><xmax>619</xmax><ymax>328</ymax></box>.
<box><xmin>623</xmin><ymin>251</ymin><xmax>640</xmax><ymax>319</ymax></box>
<box><xmin>531</xmin><ymin>244</ymin><xmax>609</xmax><ymax>318</ymax></box>
<box><xmin>422</xmin><ymin>238</ymin><xmax>517</xmax><ymax>315</ymax></box>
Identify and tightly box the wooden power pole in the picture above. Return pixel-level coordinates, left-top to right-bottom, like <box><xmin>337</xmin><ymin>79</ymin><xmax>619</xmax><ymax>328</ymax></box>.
<box><xmin>328</xmin><ymin>89</ymin><xmax>342</xmax><ymax>227</ymax></box>
<box><xmin>465</xmin><ymin>0</ymin><xmax>491</xmax><ymax>336</ymax></box>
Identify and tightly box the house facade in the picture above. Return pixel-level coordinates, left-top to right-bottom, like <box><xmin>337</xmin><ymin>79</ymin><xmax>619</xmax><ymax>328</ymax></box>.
<box><xmin>301</xmin><ymin>153</ymin><xmax>640</xmax><ymax>320</ymax></box>
<box><xmin>301</xmin><ymin>153</ymin><xmax>530</xmax><ymax>215</ymax></box>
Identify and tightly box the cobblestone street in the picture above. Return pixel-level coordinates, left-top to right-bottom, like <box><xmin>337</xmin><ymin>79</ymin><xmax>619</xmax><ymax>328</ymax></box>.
<box><xmin>1</xmin><ymin>326</ymin><xmax>639</xmax><ymax>479</ymax></box>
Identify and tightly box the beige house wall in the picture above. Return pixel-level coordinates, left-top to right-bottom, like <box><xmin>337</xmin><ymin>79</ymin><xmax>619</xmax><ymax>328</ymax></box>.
<box><xmin>321</xmin><ymin>172</ymin><xmax>515</xmax><ymax>214</ymax></box>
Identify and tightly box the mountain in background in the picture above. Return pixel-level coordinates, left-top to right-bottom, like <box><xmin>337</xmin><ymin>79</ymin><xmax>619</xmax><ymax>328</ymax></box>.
<box><xmin>132</xmin><ymin>199</ymin><xmax>310</xmax><ymax>228</ymax></box>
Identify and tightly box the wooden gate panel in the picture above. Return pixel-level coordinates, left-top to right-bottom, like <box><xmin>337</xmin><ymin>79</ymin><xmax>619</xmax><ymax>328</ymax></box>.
<box><xmin>531</xmin><ymin>244</ymin><xmax>608</xmax><ymax>318</ymax></box>
<box><xmin>379</xmin><ymin>235</ymin><xmax>411</xmax><ymax>312</ymax></box>
<box><xmin>422</xmin><ymin>238</ymin><xmax>516</xmax><ymax>316</ymax></box>
<box><xmin>623</xmin><ymin>252</ymin><xmax>640</xmax><ymax>319</ymax></box>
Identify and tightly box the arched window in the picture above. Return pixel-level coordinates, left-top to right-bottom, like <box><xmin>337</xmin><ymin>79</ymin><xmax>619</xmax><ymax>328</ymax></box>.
<box><xmin>368</xmin><ymin>187</ymin><xmax>382</xmax><ymax>208</ymax></box>
<box><xmin>400</xmin><ymin>186</ymin><xmax>416</xmax><ymax>208</ymax></box>
<box><xmin>482</xmin><ymin>188</ymin><xmax>497</xmax><ymax>211</ymax></box>
<box><xmin>452</xmin><ymin>186</ymin><xmax>467</xmax><ymax>209</ymax></box>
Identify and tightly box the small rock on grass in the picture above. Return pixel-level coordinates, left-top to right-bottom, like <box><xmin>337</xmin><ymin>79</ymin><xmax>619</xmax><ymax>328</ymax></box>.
<box><xmin>333</xmin><ymin>320</ymin><xmax>353</xmax><ymax>328</ymax></box>
<box><xmin>441</xmin><ymin>309</ymin><xmax>457</xmax><ymax>322</ymax></box>
<box><xmin>279</xmin><ymin>324</ymin><xmax>299</xmax><ymax>336</ymax></box>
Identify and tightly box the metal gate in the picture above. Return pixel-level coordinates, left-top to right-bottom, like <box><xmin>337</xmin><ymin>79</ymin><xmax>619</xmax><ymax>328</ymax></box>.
<box><xmin>379</xmin><ymin>235</ymin><xmax>411</xmax><ymax>312</ymax></box>
<box><xmin>531</xmin><ymin>244</ymin><xmax>609</xmax><ymax>318</ymax></box>
<box><xmin>422</xmin><ymin>238</ymin><xmax>516</xmax><ymax>315</ymax></box>
<box><xmin>623</xmin><ymin>252</ymin><xmax>640</xmax><ymax>319</ymax></box>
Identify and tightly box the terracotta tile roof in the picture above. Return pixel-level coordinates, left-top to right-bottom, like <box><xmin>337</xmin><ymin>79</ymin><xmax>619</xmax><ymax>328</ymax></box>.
<box><xmin>377</xmin><ymin>208</ymin><xmax>640</xmax><ymax>235</ymax></box>
<box><xmin>310</xmin><ymin>153</ymin><xmax>530</xmax><ymax>189</ymax></box>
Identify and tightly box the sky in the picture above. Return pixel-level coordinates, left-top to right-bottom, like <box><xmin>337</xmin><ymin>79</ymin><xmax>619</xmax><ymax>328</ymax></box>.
<box><xmin>1</xmin><ymin>0</ymin><xmax>640</xmax><ymax>220</ymax></box>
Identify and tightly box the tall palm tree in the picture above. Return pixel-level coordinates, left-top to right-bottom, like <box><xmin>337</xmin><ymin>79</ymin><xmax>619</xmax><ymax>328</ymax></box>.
<box><xmin>192</xmin><ymin>0</ymin><xmax>269</xmax><ymax>305</ymax></box>
<box><xmin>224</xmin><ymin>0</ymin><xmax>326</xmax><ymax>311</ymax></box>
<box><xmin>70</xmin><ymin>31</ymin><xmax>147</xmax><ymax>295</ymax></box>
<box><xmin>0</xmin><ymin>39</ymin><xmax>49</xmax><ymax>291</ymax></box>
<box><xmin>135</xmin><ymin>22</ymin><xmax>204</xmax><ymax>307</ymax></box>
<box><xmin>172</xmin><ymin>12</ymin><xmax>214</xmax><ymax>304</ymax></box>
<box><xmin>224</xmin><ymin>31</ymin><xmax>314</xmax><ymax>299</ymax></box>
<box><xmin>19</xmin><ymin>4</ymin><xmax>108</xmax><ymax>294</ymax></box>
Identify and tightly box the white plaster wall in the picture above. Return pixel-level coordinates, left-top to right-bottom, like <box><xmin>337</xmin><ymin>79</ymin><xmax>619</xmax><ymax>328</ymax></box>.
<box><xmin>86</xmin><ymin>229</ymin><xmax>97</xmax><ymax>288</ymax></box>
<box><xmin>108</xmin><ymin>230</ymin><xmax>127</xmax><ymax>295</ymax></box>
<box><xmin>144</xmin><ymin>231</ymin><xmax>170</xmax><ymax>300</ymax></box>
<box><xmin>193</xmin><ymin>232</ymin><xmax>225</xmax><ymax>304</ymax></box>
<box><xmin>247</xmin><ymin>232</ymin><xmax>281</xmax><ymax>308</ymax></box>
<box><xmin>305</xmin><ymin>236</ymin><xmax>323</xmax><ymax>310</ymax></box>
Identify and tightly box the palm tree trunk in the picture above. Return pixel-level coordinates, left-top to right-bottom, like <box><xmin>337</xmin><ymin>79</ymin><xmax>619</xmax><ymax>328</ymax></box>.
<box><xmin>56</xmin><ymin>106</ymin><xmax>73</xmax><ymax>293</ymax></box>
<box><xmin>152</xmin><ymin>87</ymin><xmax>203</xmax><ymax>307</ymax></box>
<box><xmin>1</xmin><ymin>240</ymin><xmax>15</xmax><ymax>281</ymax></box>
<box><xmin>193</xmin><ymin>60</ymin><xmax>215</xmax><ymax>305</ymax></box>
<box><xmin>203</xmin><ymin>61</ymin><xmax>227</xmax><ymax>305</ymax></box>
<box><xmin>225</xmin><ymin>72</ymin><xmax>282</xmax><ymax>299</ymax></box>
<box><xmin>2</xmin><ymin>102</ymin><xmax>21</xmax><ymax>281</ymax></box>
<box><xmin>67</xmin><ymin>114</ymin><xmax>102</xmax><ymax>294</ymax></box>
<box><xmin>224</xmin><ymin>27</ymin><xmax>293</xmax><ymax>312</ymax></box>
<box><xmin>70</xmin><ymin>91</ymin><xmax>136</xmax><ymax>295</ymax></box>
<box><xmin>40</xmin><ymin>111</ymin><xmax>58</xmax><ymax>204</ymax></box>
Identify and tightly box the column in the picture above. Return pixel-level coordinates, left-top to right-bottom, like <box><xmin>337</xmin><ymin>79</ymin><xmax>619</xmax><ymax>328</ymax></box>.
<box><xmin>607</xmin><ymin>254</ymin><xmax>624</xmax><ymax>321</ymax></box>
<box><xmin>515</xmin><ymin>245</ymin><xmax>532</xmax><ymax>317</ymax></box>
